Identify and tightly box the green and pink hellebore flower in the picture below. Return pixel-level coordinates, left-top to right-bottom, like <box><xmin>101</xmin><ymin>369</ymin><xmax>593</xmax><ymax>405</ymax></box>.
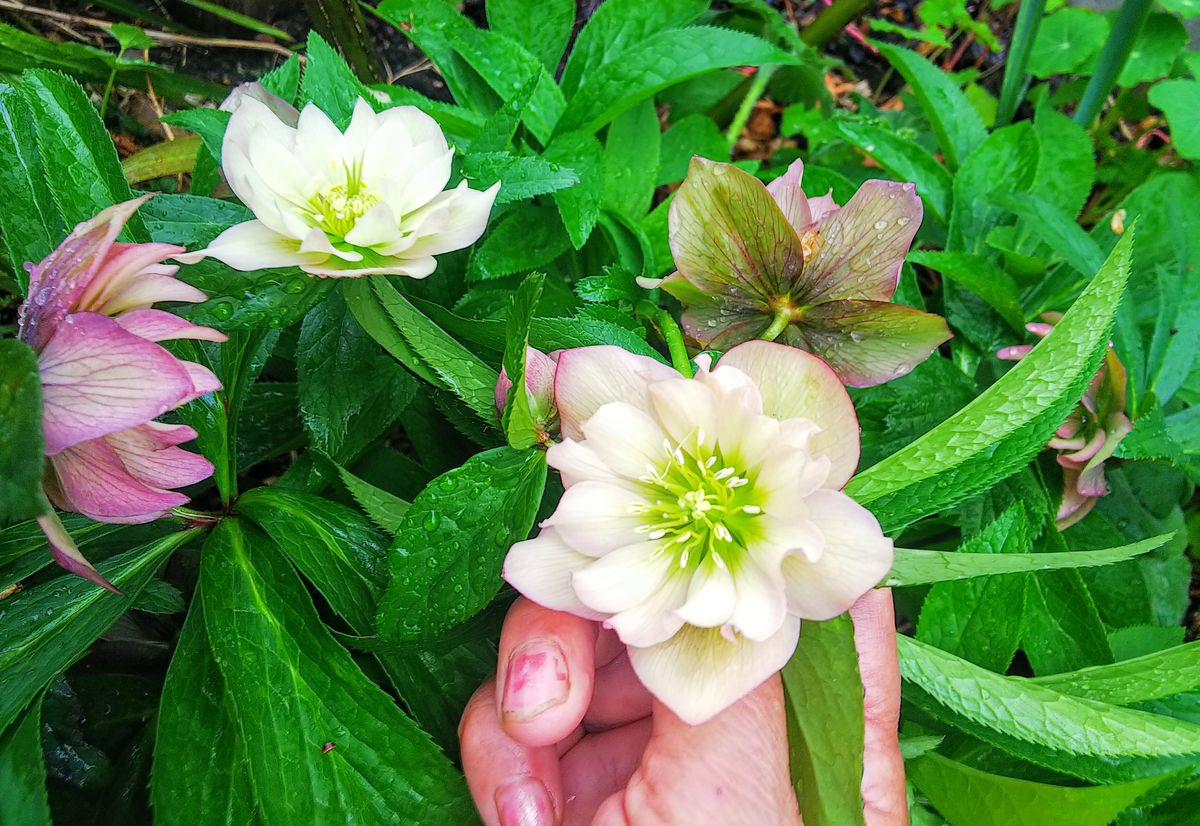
<box><xmin>502</xmin><ymin>341</ymin><xmax>892</xmax><ymax>724</ymax></box>
<box><xmin>652</xmin><ymin>158</ymin><xmax>951</xmax><ymax>387</ymax></box>
<box><xmin>19</xmin><ymin>196</ymin><xmax>224</xmax><ymax>591</ymax></box>
<box><xmin>495</xmin><ymin>347</ymin><xmax>560</xmax><ymax>445</ymax></box>
<box><xmin>179</xmin><ymin>86</ymin><xmax>499</xmax><ymax>278</ymax></box>
<box><xmin>999</xmin><ymin>314</ymin><xmax>1132</xmax><ymax>530</ymax></box>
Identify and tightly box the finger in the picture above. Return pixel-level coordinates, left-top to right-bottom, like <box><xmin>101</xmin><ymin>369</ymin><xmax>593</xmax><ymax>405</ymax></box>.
<box><xmin>460</xmin><ymin>680</ymin><xmax>563</xmax><ymax>826</ymax></box>
<box><xmin>584</xmin><ymin>650</ymin><xmax>654</xmax><ymax>731</ymax></box>
<box><xmin>559</xmin><ymin>719</ymin><xmax>653</xmax><ymax>826</ymax></box>
<box><xmin>497</xmin><ymin>598</ymin><xmax>598</xmax><ymax>748</ymax></box>
<box><xmin>850</xmin><ymin>588</ymin><xmax>907</xmax><ymax>826</ymax></box>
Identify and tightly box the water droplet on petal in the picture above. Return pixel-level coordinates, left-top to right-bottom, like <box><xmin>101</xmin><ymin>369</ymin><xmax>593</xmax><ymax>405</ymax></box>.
<box><xmin>873</xmin><ymin>220</ymin><xmax>887</xmax><ymax>230</ymax></box>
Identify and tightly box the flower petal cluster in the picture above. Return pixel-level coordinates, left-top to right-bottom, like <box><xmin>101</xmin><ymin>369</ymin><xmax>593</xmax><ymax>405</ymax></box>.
<box><xmin>999</xmin><ymin>314</ymin><xmax>1132</xmax><ymax>529</ymax></box>
<box><xmin>658</xmin><ymin>158</ymin><xmax>951</xmax><ymax>387</ymax></box>
<box><xmin>503</xmin><ymin>341</ymin><xmax>893</xmax><ymax>724</ymax></box>
<box><xmin>18</xmin><ymin>196</ymin><xmax>224</xmax><ymax>589</ymax></box>
<box><xmin>181</xmin><ymin>87</ymin><xmax>499</xmax><ymax>278</ymax></box>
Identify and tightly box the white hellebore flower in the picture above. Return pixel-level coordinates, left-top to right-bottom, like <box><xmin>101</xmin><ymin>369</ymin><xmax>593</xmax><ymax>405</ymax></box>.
<box><xmin>181</xmin><ymin>89</ymin><xmax>499</xmax><ymax>277</ymax></box>
<box><xmin>503</xmin><ymin>341</ymin><xmax>893</xmax><ymax>724</ymax></box>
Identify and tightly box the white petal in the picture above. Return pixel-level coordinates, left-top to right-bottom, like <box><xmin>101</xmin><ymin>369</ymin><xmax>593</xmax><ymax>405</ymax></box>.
<box><xmin>648</xmin><ymin>378</ymin><xmax>718</xmax><ymax>450</ymax></box>
<box><xmin>294</xmin><ymin>103</ymin><xmax>351</xmax><ymax>178</ymax></box>
<box><xmin>400</xmin><ymin>181</ymin><xmax>499</xmax><ymax>257</ymax></box>
<box><xmin>580</xmin><ymin>402</ymin><xmax>669</xmax><ymax>481</ymax></box>
<box><xmin>378</xmin><ymin>144</ymin><xmax>454</xmax><ymax>216</ymax></box>
<box><xmin>554</xmin><ymin>346</ymin><xmax>679</xmax><ymax>441</ymax></box>
<box><xmin>605</xmin><ymin>571</ymin><xmax>691</xmax><ymax>647</ymax></box>
<box><xmin>627</xmin><ymin>616</ymin><xmax>801</xmax><ymax>725</ymax></box>
<box><xmin>377</xmin><ymin>105</ymin><xmax>449</xmax><ymax>149</ymax></box>
<box><xmin>675</xmin><ymin>563</ymin><xmax>737</xmax><ymax>627</ymax></box>
<box><xmin>299</xmin><ymin>255</ymin><xmax>438</xmax><ymax>279</ymax></box>
<box><xmin>717</xmin><ymin>340</ymin><xmax>860</xmax><ymax>488</ymax></box>
<box><xmin>782</xmin><ymin>490</ymin><xmax>892</xmax><ymax>620</ymax></box>
<box><xmin>730</xmin><ymin>556</ymin><xmax>788</xmax><ymax>641</ymax></box>
<box><xmin>503</xmin><ymin>528</ymin><xmax>606</xmax><ymax>621</ymax></box>
<box><xmin>572</xmin><ymin>540</ymin><xmax>673</xmax><ymax>614</ymax></box>
<box><xmin>187</xmin><ymin>221</ymin><xmax>327</xmax><ymax>272</ymax></box>
<box><xmin>546</xmin><ymin>438</ymin><xmax>620</xmax><ymax>487</ymax></box>
<box><xmin>343</xmin><ymin>201</ymin><xmax>401</xmax><ymax>248</ymax></box>
<box><xmin>342</xmin><ymin>98</ymin><xmax>381</xmax><ymax>157</ymax></box>
<box><xmin>542</xmin><ymin>480</ymin><xmax>645</xmax><ymax>556</ymax></box>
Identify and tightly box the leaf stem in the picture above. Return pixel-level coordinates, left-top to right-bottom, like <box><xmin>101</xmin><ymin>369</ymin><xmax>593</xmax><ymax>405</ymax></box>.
<box><xmin>800</xmin><ymin>0</ymin><xmax>874</xmax><ymax>48</ymax></box>
<box><xmin>725</xmin><ymin>65</ymin><xmax>778</xmax><ymax>148</ymax></box>
<box><xmin>761</xmin><ymin>307</ymin><xmax>792</xmax><ymax>342</ymax></box>
<box><xmin>995</xmin><ymin>0</ymin><xmax>1045</xmax><ymax>127</ymax></box>
<box><xmin>1073</xmin><ymin>0</ymin><xmax>1154</xmax><ymax>127</ymax></box>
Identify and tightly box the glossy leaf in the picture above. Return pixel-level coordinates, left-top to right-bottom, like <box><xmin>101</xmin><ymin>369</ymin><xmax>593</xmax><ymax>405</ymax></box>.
<box><xmin>0</xmin><ymin>81</ymin><xmax>64</xmax><ymax>288</ymax></box>
<box><xmin>545</xmin><ymin>131</ymin><xmax>606</xmax><ymax>248</ymax></box>
<box><xmin>907</xmin><ymin>251</ymin><xmax>1023</xmax><ymax>332</ymax></box>
<box><xmin>376</xmin><ymin>447</ymin><xmax>547</xmax><ymax>640</ymax></box>
<box><xmin>0</xmin><ymin>701</ymin><xmax>51</xmax><ymax>826</ymax></box>
<box><xmin>603</xmin><ymin>99</ymin><xmax>660</xmax><ymax>219</ymax></box>
<box><xmin>470</xmin><ymin>202</ymin><xmax>571</xmax><ymax>281</ymax></box>
<box><xmin>0</xmin><ymin>340</ymin><xmax>44</xmax><ymax>527</ymax></box>
<box><xmin>501</xmin><ymin>274</ymin><xmax>546</xmax><ymax>449</ymax></box>
<box><xmin>1032</xmin><ymin>643</ymin><xmax>1200</xmax><ymax>705</ymax></box>
<box><xmin>834</xmin><ymin>120</ymin><xmax>953</xmax><ymax>225</ymax></box>
<box><xmin>486</xmin><ymin>0</ymin><xmax>573</xmax><ymax>72</ymax></box>
<box><xmin>330</xmin><ymin>461</ymin><xmax>411</xmax><ymax>534</ymax></box>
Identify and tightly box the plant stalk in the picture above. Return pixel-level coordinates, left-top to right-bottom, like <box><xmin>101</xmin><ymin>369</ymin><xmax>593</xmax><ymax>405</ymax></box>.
<box><xmin>800</xmin><ymin>0</ymin><xmax>874</xmax><ymax>48</ymax></box>
<box><xmin>1073</xmin><ymin>0</ymin><xmax>1154</xmax><ymax>127</ymax></box>
<box><xmin>761</xmin><ymin>308</ymin><xmax>792</xmax><ymax>342</ymax></box>
<box><xmin>725</xmin><ymin>65</ymin><xmax>778</xmax><ymax>148</ymax></box>
<box><xmin>642</xmin><ymin>303</ymin><xmax>694</xmax><ymax>378</ymax></box>
<box><xmin>995</xmin><ymin>0</ymin><xmax>1046</xmax><ymax>127</ymax></box>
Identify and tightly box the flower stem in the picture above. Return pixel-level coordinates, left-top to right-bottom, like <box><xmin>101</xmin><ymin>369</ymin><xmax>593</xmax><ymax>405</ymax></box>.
<box><xmin>761</xmin><ymin>308</ymin><xmax>792</xmax><ymax>342</ymax></box>
<box><xmin>1073</xmin><ymin>0</ymin><xmax>1154</xmax><ymax>127</ymax></box>
<box><xmin>725</xmin><ymin>65</ymin><xmax>778</xmax><ymax>148</ymax></box>
<box><xmin>800</xmin><ymin>0</ymin><xmax>874</xmax><ymax>48</ymax></box>
<box><xmin>645</xmin><ymin>305</ymin><xmax>693</xmax><ymax>378</ymax></box>
<box><xmin>995</xmin><ymin>0</ymin><xmax>1046</xmax><ymax>127</ymax></box>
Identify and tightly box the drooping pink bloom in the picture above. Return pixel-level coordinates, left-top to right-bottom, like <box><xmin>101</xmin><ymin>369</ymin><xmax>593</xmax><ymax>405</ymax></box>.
<box><xmin>18</xmin><ymin>196</ymin><xmax>226</xmax><ymax>590</ymax></box>
<box><xmin>652</xmin><ymin>158</ymin><xmax>951</xmax><ymax>387</ymax></box>
<box><xmin>998</xmin><ymin>313</ymin><xmax>1132</xmax><ymax>530</ymax></box>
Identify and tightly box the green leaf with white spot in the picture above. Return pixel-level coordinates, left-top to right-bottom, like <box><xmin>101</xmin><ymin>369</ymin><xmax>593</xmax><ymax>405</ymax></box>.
<box><xmin>1027</xmin><ymin>8</ymin><xmax>1109</xmax><ymax>78</ymax></box>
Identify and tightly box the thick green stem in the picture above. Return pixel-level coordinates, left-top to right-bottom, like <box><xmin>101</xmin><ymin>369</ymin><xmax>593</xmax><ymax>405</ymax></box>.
<box><xmin>761</xmin><ymin>308</ymin><xmax>792</xmax><ymax>342</ymax></box>
<box><xmin>800</xmin><ymin>0</ymin><xmax>874</xmax><ymax>48</ymax></box>
<box><xmin>995</xmin><ymin>0</ymin><xmax>1046</xmax><ymax>127</ymax></box>
<box><xmin>642</xmin><ymin>303</ymin><xmax>693</xmax><ymax>378</ymax></box>
<box><xmin>1073</xmin><ymin>0</ymin><xmax>1154</xmax><ymax>127</ymax></box>
<box><xmin>725</xmin><ymin>65</ymin><xmax>778</xmax><ymax>148</ymax></box>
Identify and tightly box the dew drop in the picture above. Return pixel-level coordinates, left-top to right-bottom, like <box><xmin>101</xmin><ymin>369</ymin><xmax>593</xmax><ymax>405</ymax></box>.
<box><xmin>283</xmin><ymin>277</ymin><xmax>308</xmax><ymax>294</ymax></box>
<box><xmin>438</xmin><ymin>475</ymin><xmax>457</xmax><ymax>491</ymax></box>
<box><xmin>873</xmin><ymin>220</ymin><xmax>887</xmax><ymax>230</ymax></box>
<box><xmin>422</xmin><ymin>512</ymin><xmax>440</xmax><ymax>531</ymax></box>
<box><xmin>896</xmin><ymin>217</ymin><xmax>911</xmax><ymax>227</ymax></box>
<box><xmin>850</xmin><ymin>331</ymin><xmax>864</xmax><ymax>342</ymax></box>
<box><xmin>210</xmin><ymin>301</ymin><xmax>235</xmax><ymax>321</ymax></box>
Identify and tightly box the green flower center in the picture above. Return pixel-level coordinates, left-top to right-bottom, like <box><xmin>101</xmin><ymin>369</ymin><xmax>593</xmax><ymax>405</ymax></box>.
<box><xmin>311</xmin><ymin>178</ymin><xmax>380</xmax><ymax>238</ymax></box>
<box><xmin>632</xmin><ymin>436</ymin><xmax>765</xmax><ymax>573</ymax></box>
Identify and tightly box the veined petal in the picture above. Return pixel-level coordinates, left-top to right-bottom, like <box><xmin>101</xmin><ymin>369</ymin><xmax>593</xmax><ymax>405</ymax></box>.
<box><xmin>785</xmin><ymin>299</ymin><xmax>952</xmax><ymax>388</ymax></box>
<box><xmin>179</xmin><ymin>361</ymin><xmax>221</xmax><ymax>402</ymax></box>
<box><xmin>49</xmin><ymin>439</ymin><xmax>188</xmax><ymax>524</ymax></box>
<box><xmin>39</xmin><ymin>313</ymin><xmax>194</xmax><ymax>454</ymax></box>
<box><xmin>627</xmin><ymin>616</ymin><xmax>801</xmax><ymax>725</ymax></box>
<box><xmin>38</xmin><ymin>509</ymin><xmax>121</xmax><ymax>594</ymax></box>
<box><xmin>541</xmin><ymin>480</ymin><xmax>646</xmax><ymax>556</ymax></box>
<box><xmin>115</xmin><ymin>309</ymin><xmax>228</xmax><ymax>343</ymax></box>
<box><xmin>801</xmin><ymin>179</ymin><xmax>923</xmax><ymax>302</ymax></box>
<box><xmin>572</xmin><ymin>540</ymin><xmax>674</xmax><ymax>614</ymax></box>
<box><xmin>74</xmin><ymin>242</ymin><xmax>187</xmax><ymax>313</ymax></box>
<box><xmin>662</xmin><ymin>272</ymin><xmax>769</xmax><ymax>349</ymax></box>
<box><xmin>105</xmin><ymin>424</ymin><xmax>214</xmax><ymax>490</ymax></box>
<box><xmin>95</xmin><ymin>270</ymin><xmax>208</xmax><ymax>315</ymax></box>
<box><xmin>782</xmin><ymin>490</ymin><xmax>892</xmax><ymax>620</ymax></box>
<box><xmin>765</xmin><ymin>159</ymin><xmax>814</xmax><ymax>233</ymax></box>
<box><xmin>716</xmin><ymin>341</ymin><xmax>860</xmax><ymax>488</ymax></box>
<box><xmin>554</xmin><ymin>345</ymin><xmax>678</xmax><ymax>440</ymax></box>
<box><xmin>730</xmin><ymin>556</ymin><xmax>788</xmax><ymax>641</ymax></box>
<box><xmin>189</xmin><ymin>220</ymin><xmax>329</xmax><ymax>272</ymax></box>
<box><xmin>503</xmin><ymin>528</ymin><xmax>606</xmax><ymax>621</ymax></box>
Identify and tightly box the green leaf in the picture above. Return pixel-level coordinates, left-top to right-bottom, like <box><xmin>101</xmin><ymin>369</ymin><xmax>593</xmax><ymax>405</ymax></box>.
<box><xmin>1159</xmin><ymin>0</ymin><xmax>1200</xmax><ymax>18</ymax></box>
<box><xmin>556</xmin><ymin>27</ymin><xmax>797</xmax><ymax>134</ymax></box>
<box><xmin>0</xmin><ymin>701</ymin><xmax>51</xmax><ymax>826</ymax></box>
<box><xmin>370</xmin><ymin>85</ymin><xmax>483</xmax><ymax>146</ymax></box>
<box><xmin>0</xmin><ymin>340</ymin><xmax>44</xmax><ymax>527</ymax></box>
<box><xmin>298</xmin><ymin>290</ymin><xmax>415</xmax><ymax>462</ymax></box>
<box><xmin>657</xmin><ymin>113</ymin><xmax>729</xmax><ymax>186</ymax></box>
<box><xmin>873</xmin><ymin>41</ymin><xmax>987</xmax><ymax>170</ymax></box>
<box><xmin>948</xmin><ymin>122</ymin><xmax>1039</xmax><ymax>254</ymax></box>
<box><xmin>907</xmin><ymin>251</ymin><xmax>1023</xmax><ymax>331</ymax></box>
<box><xmin>376</xmin><ymin>447</ymin><xmax>547</xmax><ymax>640</ymax></box>
<box><xmin>160</xmin><ymin>109</ymin><xmax>230</xmax><ymax>164</ymax></box>
<box><xmin>898</xmin><ymin>634</ymin><xmax>1200</xmax><ymax>783</ymax></box>
<box><xmin>261</xmin><ymin>52</ymin><xmax>301</xmax><ymax>101</ymax></box>
<box><xmin>781</xmin><ymin>616</ymin><xmax>866</xmax><ymax>826</ymax></box>
<box><xmin>17</xmin><ymin>70</ymin><xmax>144</xmax><ymax>238</ymax></box>
<box><xmin>153</xmin><ymin>600</ymin><xmax>257</xmax><ymax>826</ymax></box>
<box><xmin>994</xmin><ymin>192</ymin><xmax>1105</xmax><ymax>277</ymax></box>
<box><xmin>0</xmin><ymin>81</ymin><xmax>65</xmax><ymax>287</ymax></box>
<box><xmin>885</xmin><ymin>534</ymin><xmax>1171</xmax><ymax>587</ymax></box>
<box><xmin>299</xmin><ymin>31</ymin><xmax>373</xmax><ymax>126</ymax></box>
<box><xmin>1030</xmin><ymin>105</ymin><xmax>1094</xmax><ymax>221</ymax></box>
<box><xmin>0</xmin><ymin>517</ymin><xmax>128</xmax><ymax>591</ymax></box>
<box><xmin>845</xmin><ymin>230</ymin><xmax>1135</xmax><ymax>533</ymax></box>
<box><xmin>1027</xmin><ymin>8</ymin><xmax>1109</xmax><ymax>78</ymax></box>
<box><xmin>602</xmin><ymin>99</ymin><xmax>661</xmax><ymax>219</ymax></box>
<box><xmin>329</xmin><ymin>460</ymin><xmax>411</xmax><ymax>534</ymax></box>
<box><xmin>909</xmin><ymin>752</ymin><xmax>1172</xmax><ymax>826</ymax></box>
<box><xmin>199</xmin><ymin>520</ymin><xmax>473</xmax><ymax>824</ymax></box>
<box><xmin>470</xmin><ymin>202</ymin><xmax>571</xmax><ymax>280</ymax></box>
<box><xmin>545</xmin><ymin>131</ymin><xmax>606</xmax><ymax>248</ymax></box>
<box><xmin>1149</xmin><ymin>79</ymin><xmax>1200</xmax><ymax>161</ymax></box>
<box><xmin>486</xmin><ymin>0</ymin><xmax>573</xmax><ymax>72</ymax></box>
<box><xmin>1022</xmin><ymin>567</ymin><xmax>1112</xmax><ymax>675</ymax></box>
<box><xmin>352</xmin><ymin>279</ymin><xmax>499</xmax><ymax>424</ymax></box>
<box><xmin>1032</xmin><ymin>643</ymin><xmax>1200</xmax><ymax>705</ymax></box>
<box><xmin>833</xmin><ymin>120</ymin><xmax>953</xmax><ymax>225</ymax></box>
<box><xmin>460</xmin><ymin>151</ymin><xmax>581</xmax><ymax>204</ymax></box>
<box><xmin>501</xmin><ymin>274</ymin><xmax>546</xmax><ymax>449</ymax></box>
<box><xmin>0</xmin><ymin>530</ymin><xmax>194</xmax><ymax>732</ymax></box>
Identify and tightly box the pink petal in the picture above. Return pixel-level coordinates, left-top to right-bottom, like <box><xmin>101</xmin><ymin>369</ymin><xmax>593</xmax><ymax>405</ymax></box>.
<box><xmin>115</xmin><ymin>309</ymin><xmax>227</xmax><ymax>343</ymax></box>
<box><xmin>74</xmin><ymin>243</ymin><xmax>187</xmax><ymax>314</ymax></box>
<box><xmin>553</xmin><ymin>345</ymin><xmax>678</xmax><ymax>441</ymax></box>
<box><xmin>105</xmin><ymin>424</ymin><xmax>214</xmax><ymax>490</ymax></box>
<box><xmin>716</xmin><ymin>341</ymin><xmax>860</xmax><ymax>489</ymax></box>
<box><xmin>807</xmin><ymin>193</ymin><xmax>839</xmax><ymax>223</ymax></box>
<box><xmin>765</xmin><ymin>159</ymin><xmax>813</xmax><ymax>233</ymax></box>
<box><xmin>92</xmin><ymin>270</ymin><xmax>208</xmax><ymax>315</ymax></box>
<box><xmin>49</xmin><ymin>439</ymin><xmax>187</xmax><ymax>523</ymax></box>
<box><xmin>39</xmin><ymin>313</ymin><xmax>195</xmax><ymax>454</ymax></box>
<box><xmin>38</xmin><ymin>510</ymin><xmax>121</xmax><ymax>594</ymax></box>
<box><xmin>802</xmin><ymin>180</ymin><xmax>923</xmax><ymax>302</ymax></box>
<box><xmin>996</xmin><ymin>345</ymin><xmax>1033</xmax><ymax>361</ymax></box>
<box><xmin>179</xmin><ymin>361</ymin><xmax>222</xmax><ymax>402</ymax></box>
<box><xmin>19</xmin><ymin>196</ymin><xmax>151</xmax><ymax>351</ymax></box>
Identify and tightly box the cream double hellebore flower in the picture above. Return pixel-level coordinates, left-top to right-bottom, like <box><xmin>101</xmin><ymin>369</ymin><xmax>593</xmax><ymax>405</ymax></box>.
<box><xmin>183</xmin><ymin>89</ymin><xmax>498</xmax><ymax>277</ymax></box>
<box><xmin>503</xmin><ymin>341</ymin><xmax>893</xmax><ymax>724</ymax></box>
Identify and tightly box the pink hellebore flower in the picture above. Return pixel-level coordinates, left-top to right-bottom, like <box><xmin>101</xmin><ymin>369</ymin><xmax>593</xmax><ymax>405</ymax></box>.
<box><xmin>503</xmin><ymin>341</ymin><xmax>893</xmax><ymax>724</ymax></box>
<box><xmin>998</xmin><ymin>313</ymin><xmax>1132</xmax><ymax>530</ymax></box>
<box><xmin>656</xmin><ymin>158</ymin><xmax>951</xmax><ymax>387</ymax></box>
<box><xmin>494</xmin><ymin>347</ymin><xmax>560</xmax><ymax>444</ymax></box>
<box><xmin>18</xmin><ymin>196</ymin><xmax>225</xmax><ymax>590</ymax></box>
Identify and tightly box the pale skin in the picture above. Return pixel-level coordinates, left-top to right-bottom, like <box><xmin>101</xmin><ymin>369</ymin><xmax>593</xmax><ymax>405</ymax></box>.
<box><xmin>459</xmin><ymin>589</ymin><xmax>908</xmax><ymax>826</ymax></box>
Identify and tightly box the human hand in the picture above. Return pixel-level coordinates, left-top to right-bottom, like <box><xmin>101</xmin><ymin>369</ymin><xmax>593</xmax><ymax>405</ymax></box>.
<box><xmin>459</xmin><ymin>589</ymin><xmax>907</xmax><ymax>826</ymax></box>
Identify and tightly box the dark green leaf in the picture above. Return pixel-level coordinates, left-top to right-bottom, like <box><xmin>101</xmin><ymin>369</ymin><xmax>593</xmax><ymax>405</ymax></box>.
<box><xmin>461</xmin><ymin>151</ymin><xmax>581</xmax><ymax>204</ymax></box>
<box><xmin>834</xmin><ymin>120</ymin><xmax>953</xmax><ymax>225</ymax></box>
<box><xmin>908</xmin><ymin>251</ymin><xmax>1024</xmax><ymax>331</ymax></box>
<box><xmin>0</xmin><ymin>81</ymin><xmax>64</xmax><ymax>288</ymax></box>
<box><xmin>486</xmin><ymin>0</ymin><xmax>573</xmax><ymax>72</ymax></box>
<box><xmin>0</xmin><ymin>340</ymin><xmax>44</xmax><ymax>527</ymax></box>
<box><xmin>1027</xmin><ymin>7</ymin><xmax>1109</xmax><ymax>78</ymax></box>
<box><xmin>0</xmin><ymin>701</ymin><xmax>51</xmax><ymax>826</ymax></box>
<box><xmin>948</xmin><ymin>122</ymin><xmax>1038</xmax><ymax>254</ymax></box>
<box><xmin>330</xmin><ymin>461</ymin><xmax>411</xmax><ymax>534</ymax></box>
<box><xmin>299</xmin><ymin>31</ymin><xmax>374</xmax><ymax>126</ymax></box>
<box><xmin>602</xmin><ymin>99</ymin><xmax>660</xmax><ymax>219</ymax></box>
<box><xmin>545</xmin><ymin>131</ymin><xmax>606</xmax><ymax>248</ymax></box>
<box><xmin>471</xmin><ymin>203</ymin><xmax>571</xmax><ymax>281</ymax></box>
<box><xmin>376</xmin><ymin>447</ymin><xmax>547</xmax><ymax>640</ymax></box>
<box><xmin>657</xmin><ymin>113</ymin><xmax>729</xmax><ymax>186</ymax></box>
<box><xmin>501</xmin><ymin>274</ymin><xmax>546</xmax><ymax>449</ymax></box>
<box><xmin>160</xmin><ymin>109</ymin><xmax>230</xmax><ymax>164</ymax></box>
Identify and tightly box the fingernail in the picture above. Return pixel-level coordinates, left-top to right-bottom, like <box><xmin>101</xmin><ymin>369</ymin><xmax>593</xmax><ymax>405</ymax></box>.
<box><xmin>495</xmin><ymin>777</ymin><xmax>554</xmax><ymax>826</ymax></box>
<box><xmin>501</xmin><ymin>638</ymin><xmax>569</xmax><ymax>720</ymax></box>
